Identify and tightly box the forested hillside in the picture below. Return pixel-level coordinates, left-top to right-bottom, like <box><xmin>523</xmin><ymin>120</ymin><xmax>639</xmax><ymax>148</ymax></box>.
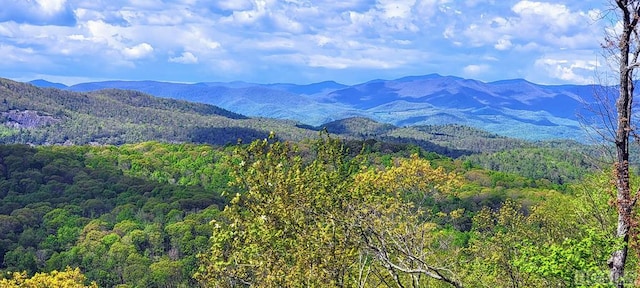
<box><xmin>56</xmin><ymin>74</ymin><xmax>598</xmax><ymax>141</ymax></box>
<box><xmin>6</xmin><ymin>0</ymin><xmax>640</xmax><ymax>285</ymax></box>
<box><xmin>0</xmin><ymin>134</ymin><xmax>622</xmax><ymax>287</ymax></box>
<box><xmin>2</xmin><ymin>78</ymin><xmax>588</xmax><ymax>159</ymax></box>
<box><xmin>0</xmin><ymin>77</ymin><xmax>630</xmax><ymax>287</ymax></box>
<box><xmin>0</xmin><ymin>78</ymin><xmax>317</xmax><ymax>145</ymax></box>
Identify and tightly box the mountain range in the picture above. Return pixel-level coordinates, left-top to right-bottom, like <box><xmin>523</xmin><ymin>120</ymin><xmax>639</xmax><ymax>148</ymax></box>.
<box><xmin>30</xmin><ymin>74</ymin><xmax>605</xmax><ymax>141</ymax></box>
<box><xmin>4</xmin><ymin>76</ymin><xmax>591</xmax><ymax>159</ymax></box>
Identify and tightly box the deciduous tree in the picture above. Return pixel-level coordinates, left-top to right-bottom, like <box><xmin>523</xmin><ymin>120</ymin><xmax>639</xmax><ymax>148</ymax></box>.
<box><xmin>599</xmin><ymin>1</ymin><xmax>640</xmax><ymax>286</ymax></box>
<box><xmin>0</xmin><ymin>267</ymin><xmax>97</xmax><ymax>288</ymax></box>
<box><xmin>195</xmin><ymin>135</ymin><xmax>463</xmax><ymax>287</ymax></box>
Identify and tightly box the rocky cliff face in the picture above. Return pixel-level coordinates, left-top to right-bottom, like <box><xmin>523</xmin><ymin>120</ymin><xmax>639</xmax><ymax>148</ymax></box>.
<box><xmin>1</xmin><ymin>110</ymin><xmax>60</xmax><ymax>129</ymax></box>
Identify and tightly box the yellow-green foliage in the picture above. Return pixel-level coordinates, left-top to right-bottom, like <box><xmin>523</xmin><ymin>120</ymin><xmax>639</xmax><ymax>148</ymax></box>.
<box><xmin>461</xmin><ymin>172</ymin><xmax>620</xmax><ymax>288</ymax></box>
<box><xmin>0</xmin><ymin>267</ymin><xmax>97</xmax><ymax>288</ymax></box>
<box><xmin>0</xmin><ymin>140</ymin><xmax>627</xmax><ymax>288</ymax></box>
<box><xmin>196</xmin><ymin>135</ymin><xmax>463</xmax><ymax>287</ymax></box>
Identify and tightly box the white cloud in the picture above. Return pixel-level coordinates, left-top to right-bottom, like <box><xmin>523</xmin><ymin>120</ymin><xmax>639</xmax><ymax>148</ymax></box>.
<box><xmin>0</xmin><ymin>0</ymin><xmax>613</xmax><ymax>85</ymax></box>
<box><xmin>306</xmin><ymin>55</ymin><xmax>399</xmax><ymax>69</ymax></box>
<box><xmin>86</xmin><ymin>20</ymin><xmax>121</xmax><ymax>45</ymax></box>
<box><xmin>122</xmin><ymin>43</ymin><xmax>154</xmax><ymax>59</ymax></box>
<box><xmin>200</xmin><ymin>38</ymin><xmax>222</xmax><ymax>50</ymax></box>
<box><xmin>460</xmin><ymin>1</ymin><xmax>600</xmax><ymax>51</ymax></box>
<box><xmin>494</xmin><ymin>38</ymin><xmax>512</xmax><ymax>50</ymax></box>
<box><xmin>344</xmin><ymin>0</ymin><xmax>448</xmax><ymax>34</ymax></box>
<box><xmin>464</xmin><ymin>23</ymin><xmax>498</xmax><ymax>47</ymax></box>
<box><xmin>0</xmin><ymin>45</ymin><xmax>37</xmax><ymax>64</ymax></box>
<box><xmin>0</xmin><ymin>0</ymin><xmax>76</xmax><ymax>25</ymax></box>
<box><xmin>314</xmin><ymin>35</ymin><xmax>332</xmax><ymax>47</ymax></box>
<box><xmin>513</xmin><ymin>41</ymin><xmax>542</xmax><ymax>52</ymax></box>
<box><xmin>163</xmin><ymin>27</ymin><xmax>223</xmax><ymax>58</ymax></box>
<box><xmin>271</xmin><ymin>13</ymin><xmax>305</xmax><ymax>34</ymax></box>
<box><xmin>169</xmin><ymin>51</ymin><xmax>198</xmax><ymax>64</ymax></box>
<box><xmin>67</xmin><ymin>34</ymin><xmax>88</xmax><ymax>41</ymax></box>
<box><xmin>215</xmin><ymin>0</ymin><xmax>254</xmax><ymax>11</ymax></box>
<box><xmin>377</xmin><ymin>0</ymin><xmax>414</xmax><ymax>19</ymax></box>
<box><xmin>414</xmin><ymin>0</ymin><xmax>449</xmax><ymax>22</ymax></box>
<box><xmin>534</xmin><ymin>56</ymin><xmax>598</xmax><ymax>84</ymax></box>
<box><xmin>512</xmin><ymin>1</ymin><xmax>578</xmax><ymax>32</ymax></box>
<box><xmin>36</xmin><ymin>0</ymin><xmax>67</xmax><ymax>14</ymax></box>
<box><xmin>0</xmin><ymin>24</ymin><xmax>13</xmax><ymax>37</ymax></box>
<box><xmin>129</xmin><ymin>0</ymin><xmax>166</xmax><ymax>9</ymax></box>
<box><xmin>465</xmin><ymin>0</ymin><xmax>496</xmax><ymax>7</ymax></box>
<box><xmin>221</xmin><ymin>0</ymin><xmax>268</xmax><ymax>26</ymax></box>
<box><xmin>312</xmin><ymin>0</ymin><xmax>370</xmax><ymax>11</ymax></box>
<box><xmin>442</xmin><ymin>31</ymin><xmax>462</xmax><ymax>47</ymax></box>
<box><xmin>256</xmin><ymin>38</ymin><xmax>296</xmax><ymax>50</ymax></box>
<box><xmin>463</xmin><ymin>64</ymin><xmax>490</xmax><ymax>76</ymax></box>
<box><xmin>145</xmin><ymin>13</ymin><xmax>184</xmax><ymax>26</ymax></box>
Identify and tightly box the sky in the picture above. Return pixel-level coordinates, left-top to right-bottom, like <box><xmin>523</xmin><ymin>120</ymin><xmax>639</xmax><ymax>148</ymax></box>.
<box><xmin>0</xmin><ymin>0</ymin><xmax>615</xmax><ymax>86</ymax></box>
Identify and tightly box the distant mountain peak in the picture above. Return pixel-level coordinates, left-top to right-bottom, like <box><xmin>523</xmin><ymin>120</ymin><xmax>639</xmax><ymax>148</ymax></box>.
<box><xmin>488</xmin><ymin>78</ymin><xmax>535</xmax><ymax>85</ymax></box>
<box><xmin>29</xmin><ymin>79</ymin><xmax>68</xmax><ymax>89</ymax></box>
<box><xmin>39</xmin><ymin>74</ymin><xmax>605</xmax><ymax>141</ymax></box>
<box><xmin>394</xmin><ymin>74</ymin><xmax>464</xmax><ymax>82</ymax></box>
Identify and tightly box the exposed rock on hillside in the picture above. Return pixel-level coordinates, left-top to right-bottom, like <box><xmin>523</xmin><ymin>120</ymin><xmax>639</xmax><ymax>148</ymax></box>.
<box><xmin>1</xmin><ymin>110</ymin><xmax>60</xmax><ymax>128</ymax></box>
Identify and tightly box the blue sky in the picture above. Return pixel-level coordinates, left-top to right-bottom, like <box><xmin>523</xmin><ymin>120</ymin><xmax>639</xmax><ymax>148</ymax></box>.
<box><xmin>0</xmin><ymin>0</ymin><xmax>610</xmax><ymax>85</ymax></box>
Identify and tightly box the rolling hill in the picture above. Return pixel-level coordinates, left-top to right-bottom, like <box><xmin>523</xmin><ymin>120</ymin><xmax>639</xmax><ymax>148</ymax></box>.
<box><xmin>4</xmin><ymin>77</ymin><xmax>617</xmax><ymax>188</ymax></box>
<box><xmin>0</xmin><ymin>78</ymin><xmax>319</xmax><ymax>145</ymax></box>
<box><xmin>48</xmin><ymin>74</ymin><xmax>606</xmax><ymax>141</ymax></box>
<box><xmin>3</xmin><ymin>77</ymin><xmax>589</xmax><ymax>159</ymax></box>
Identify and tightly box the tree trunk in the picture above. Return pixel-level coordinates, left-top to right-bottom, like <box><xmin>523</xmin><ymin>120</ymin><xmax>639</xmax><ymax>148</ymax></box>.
<box><xmin>609</xmin><ymin>40</ymin><xmax>631</xmax><ymax>286</ymax></box>
<box><xmin>609</xmin><ymin>2</ymin><xmax>638</xmax><ymax>286</ymax></box>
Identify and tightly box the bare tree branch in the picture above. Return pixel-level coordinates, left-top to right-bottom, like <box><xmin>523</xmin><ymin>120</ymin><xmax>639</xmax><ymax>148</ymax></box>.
<box><xmin>360</xmin><ymin>225</ymin><xmax>463</xmax><ymax>288</ymax></box>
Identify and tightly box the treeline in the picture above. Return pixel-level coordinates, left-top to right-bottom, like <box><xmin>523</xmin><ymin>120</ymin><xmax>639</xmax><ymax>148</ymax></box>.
<box><xmin>0</xmin><ymin>78</ymin><xmax>317</xmax><ymax>145</ymax></box>
<box><xmin>0</xmin><ymin>144</ymin><xmax>226</xmax><ymax>287</ymax></box>
<box><xmin>462</xmin><ymin>146</ymin><xmax>601</xmax><ymax>185</ymax></box>
<box><xmin>1</xmin><ymin>78</ymin><xmax>603</xmax><ymax>165</ymax></box>
<box><xmin>0</xmin><ymin>136</ymin><xmax>624</xmax><ymax>287</ymax></box>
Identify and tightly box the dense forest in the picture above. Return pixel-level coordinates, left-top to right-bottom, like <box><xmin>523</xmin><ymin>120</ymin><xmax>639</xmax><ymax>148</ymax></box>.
<box><xmin>0</xmin><ymin>78</ymin><xmax>635</xmax><ymax>287</ymax></box>
<box><xmin>0</xmin><ymin>132</ymin><xmax>626</xmax><ymax>287</ymax></box>
<box><xmin>0</xmin><ymin>78</ymin><xmax>586</xmax><ymax>157</ymax></box>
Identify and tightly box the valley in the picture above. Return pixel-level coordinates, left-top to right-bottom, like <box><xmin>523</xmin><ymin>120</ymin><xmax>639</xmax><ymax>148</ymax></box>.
<box><xmin>31</xmin><ymin>74</ymin><xmax>603</xmax><ymax>141</ymax></box>
<box><xmin>0</xmin><ymin>76</ymin><xmax>627</xmax><ymax>287</ymax></box>
<box><xmin>3</xmin><ymin>0</ymin><xmax>638</xmax><ymax>286</ymax></box>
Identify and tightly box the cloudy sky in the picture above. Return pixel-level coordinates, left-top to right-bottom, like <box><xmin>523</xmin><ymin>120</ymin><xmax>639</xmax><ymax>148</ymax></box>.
<box><xmin>0</xmin><ymin>0</ymin><xmax>613</xmax><ymax>85</ymax></box>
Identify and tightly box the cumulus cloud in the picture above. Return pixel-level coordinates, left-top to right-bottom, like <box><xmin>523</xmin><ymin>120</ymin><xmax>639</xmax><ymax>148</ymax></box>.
<box><xmin>214</xmin><ymin>0</ymin><xmax>254</xmax><ymax>11</ymax></box>
<box><xmin>494</xmin><ymin>38</ymin><xmax>512</xmax><ymax>50</ymax></box>
<box><xmin>0</xmin><ymin>0</ymin><xmax>76</xmax><ymax>26</ymax></box>
<box><xmin>534</xmin><ymin>56</ymin><xmax>598</xmax><ymax>84</ymax></box>
<box><xmin>169</xmin><ymin>51</ymin><xmax>198</xmax><ymax>64</ymax></box>
<box><xmin>37</xmin><ymin>0</ymin><xmax>67</xmax><ymax>14</ymax></box>
<box><xmin>463</xmin><ymin>64</ymin><xmax>490</xmax><ymax>76</ymax></box>
<box><xmin>220</xmin><ymin>0</ymin><xmax>268</xmax><ymax>26</ymax></box>
<box><xmin>344</xmin><ymin>0</ymin><xmax>449</xmax><ymax>35</ymax></box>
<box><xmin>306</xmin><ymin>54</ymin><xmax>399</xmax><ymax>69</ymax></box>
<box><xmin>512</xmin><ymin>1</ymin><xmax>579</xmax><ymax>32</ymax></box>
<box><xmin>377</xmin><ymin>0</ymin><xmax>414</xmax><ymax>19</ymax></box>
<box><xmin>256</xmin><ymin>38</ymin><xmax>296</xmax><ymax>51</ymax></box>
<box><xmin>461</xmin><ymin>1</ymin><xmax>600</xmax><ymax>50</ymax></box>
<box><xmin>122</xmin><ymin>43</ymin><xmax>154</xmax><ymax>59</ymax></box>
<box><xmin>128</xmin><ymin>0</ymin><xmax>166</xmax><ymax>9</ymax></box>
<box><xmin>0</xmin><ymin>0</ymin><xmax>610</xmax><ymax>84</ymax></box>
<box><xmin>0</xmin><ymin>45</ymin><xmax>36</xmax><ymax>64</ymax></box>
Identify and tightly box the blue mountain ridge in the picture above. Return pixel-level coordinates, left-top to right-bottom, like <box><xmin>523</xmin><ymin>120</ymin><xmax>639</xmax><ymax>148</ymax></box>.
<box><xmin>29</xmin><ymin>79</ymin><xmax>68</xmax><ymax>89</ymax></box>
<box><xmin>32</xmin><ymin>74</ymin><xmax>608</xmax><ymax>141</ymax></box>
